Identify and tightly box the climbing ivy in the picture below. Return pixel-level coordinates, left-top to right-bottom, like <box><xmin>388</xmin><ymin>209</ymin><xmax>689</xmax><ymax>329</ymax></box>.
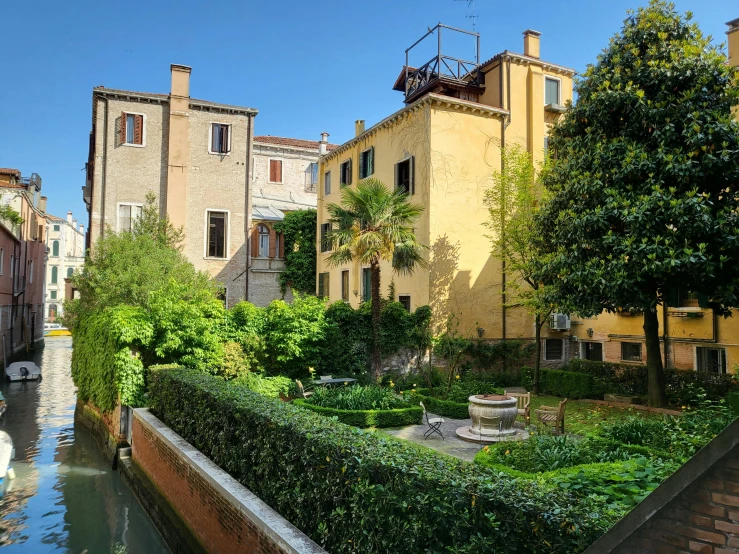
<box><xmin>273</xmin><ymin>210</ymin><xmax>316</xmax><ymax>296</ymax></box>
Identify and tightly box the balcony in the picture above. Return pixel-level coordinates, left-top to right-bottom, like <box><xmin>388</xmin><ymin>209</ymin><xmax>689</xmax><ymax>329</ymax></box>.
<box><xmin>401</xmin><ymin>24</ymin><xmax>482</xmax><ymax>104</ymax></box>
<box><xmin>20</xmin><ymin>173</ymin><xmax>42</xmax><ymax>191</ymax></box>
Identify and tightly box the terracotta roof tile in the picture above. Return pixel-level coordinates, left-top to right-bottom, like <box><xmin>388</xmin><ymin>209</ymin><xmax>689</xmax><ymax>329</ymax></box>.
<box><xmin>254</xmin><ymin>135</ymin><xmax>338</xmax><ymax>151</ymax></box>
<box><xmin>0</xmin><ymin>168</ymin><xmax>21</xmax><ymax>177</ymax></box>
<box><xmin>93</xmin><ymin>87</ymin><xmax>257</xmax><ymax>113</ymax></box>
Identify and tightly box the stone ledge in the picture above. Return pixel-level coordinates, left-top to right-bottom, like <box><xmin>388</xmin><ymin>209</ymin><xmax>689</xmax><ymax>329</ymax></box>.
<box><xmin>133</xmin><ymin>408</ymin><xmax>326</xmax><ymax>554</ymax></box>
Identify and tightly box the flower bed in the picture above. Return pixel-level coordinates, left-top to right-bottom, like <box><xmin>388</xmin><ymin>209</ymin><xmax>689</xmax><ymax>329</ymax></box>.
<box><xmin>293</xmin><ymin>398</ymin><xmax>422</xmax><ymax>428</ymax></box>
<box><xmin>150</xmin><ymin>368</ymin><xmax>612</xmax><ymax>554</ymax></box>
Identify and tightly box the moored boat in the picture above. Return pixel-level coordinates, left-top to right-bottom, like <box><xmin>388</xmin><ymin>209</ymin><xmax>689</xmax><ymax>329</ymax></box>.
<box><xmin>44</xmin><ymin>323</ymin><xmax>71</xmax><ymax>337</ymax></box>
<box><xmin>5</xmin><ymin>361</ymin><xmax>42</xmax><ymax>382</ymax></box>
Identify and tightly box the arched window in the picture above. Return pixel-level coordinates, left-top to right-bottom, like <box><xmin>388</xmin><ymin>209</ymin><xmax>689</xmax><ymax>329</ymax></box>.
<box><xmin>48</xmin><ymin>304</ymin><xmax>57</xmax><ymax>320</ymax></box>
<box><xmin>258</xmin><ymin>224</ymin><xmax>270</xmax><ymax>258</ymax></box>
<box><xmin>52</xmin><ymin>240</ymin><xmax>59</xmax><ymax>257</ymax></box>
<box><xmin>51</xmin><ymin>266</ymin><xmax>58</xmax><ymax>284</ymax></box>
<box><xmin>67</xmin><ymin>267</ymin><xmax>73</xmax><ymax>278</ymax></box>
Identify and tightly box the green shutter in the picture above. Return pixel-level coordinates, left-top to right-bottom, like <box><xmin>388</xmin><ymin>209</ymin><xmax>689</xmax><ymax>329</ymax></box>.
<box><xmin>698</xmin><ymin>292</ymin><xmax>710</xmax><ymax>309</ymax></box>
<box><xmin>369</xmin><ymin>147</ymin><xmax>374</xmax><ymax>176</ymax></box>
<box><xmin>410</xmin><ymin>155</ymin><xmax>415</xmax><ymax>194</ymax></box>
<box><xmin>665</xmin><ymin>287</ymin><xmax>679</xmax><ymax>308</ymax></box>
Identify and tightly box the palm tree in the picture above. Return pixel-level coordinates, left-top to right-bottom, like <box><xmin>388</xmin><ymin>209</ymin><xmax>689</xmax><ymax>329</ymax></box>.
<box><xmin>326</xmin><ymin>178</ymin><xmax>427</xmax><ymax>377</ymax></box>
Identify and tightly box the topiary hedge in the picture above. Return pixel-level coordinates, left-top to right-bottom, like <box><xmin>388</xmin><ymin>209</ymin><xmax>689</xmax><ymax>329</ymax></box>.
<box><xmin>293</xmin><ymin>399</ymin><xmax>422</xmax><ymax>428</ymax></box>
<box><xmin>149</xmin><ymin>368</ymin><xmax>612</xmax><ymax>553</ymax></box>
<box><xmin>538</xmin><ymin>369</ymin><xmax>599</xmax><ymax>399</ymax></box>
<box><xmin>410</xmin><ymin>389</ymin><xmax>474</xmax><ymax>419</ymax></box>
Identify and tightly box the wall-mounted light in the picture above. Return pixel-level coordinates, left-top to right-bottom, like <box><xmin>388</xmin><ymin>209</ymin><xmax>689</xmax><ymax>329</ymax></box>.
<box><xmin>353</xmin><ymin>290</ymin><xmax>358</xmax><ymax>297</ymax></box>
<box><xmin>587</xmin><ymin>328</ymin><xmax>594</xmax><ymax>338</ymax></box>
<box><xmin>477</xmin><ymin>327</ymin><xmax>485</xmax><ymax>338</ymax></box>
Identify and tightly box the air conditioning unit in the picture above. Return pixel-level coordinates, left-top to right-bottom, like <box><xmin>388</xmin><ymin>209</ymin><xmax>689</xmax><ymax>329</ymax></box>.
<box><xmin>549</xmin><ymin>313</ymin><xmax>571</xmax><ymax>331</ymax></box>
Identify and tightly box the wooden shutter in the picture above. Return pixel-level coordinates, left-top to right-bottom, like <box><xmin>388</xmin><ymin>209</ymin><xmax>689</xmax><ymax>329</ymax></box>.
<box><xmin>222</xmin><ymin>125</ymin><xmax>229</xmax><ymax>153</ymax></box>
<box><xmin>410</xmin><ymin>155</ymin><xmax>415</xmax><ymax>194</ymax></box>
<box><xmin>276</xmin><ymin>160</ymin><xmax>282</xmax><ymax>182</ymax></box>
<box><xmin>270</xmin><ymin>160</ymin><xmax>282</xmax><ymax>182</ymax></box>
<box><xmin>250</xmin><ymin>226</ymin><xmax>259</xmax><ymax>258</ymax></box>
<box><xmin>394</xmin><ymin>162</ymin><xmax>400</xmax><ymax>190</ymax></box>
<box><xmin>134</xmin><ymin>115</ymin><xmax>143</xmax><ymax>145</ymax></box>
<box><xmin>268</xmin><ymin>228</ymin><xmax>277</xmax><ymax>258</ymax></box>
<box><xmin>119</xmin><ymin>112</ymin><xmax>127</xmax><ymax>144</ymax></box>
<box><xmin>212</xmin><ymin>124</ymin><xmax>218</xmax><ymax>152</ymax></box>
<box><xmin>368</xmin><ymin>147</ymin><xmax>374</xmax><ymax>176</ymax></box>
<box><xmin>278</xmin><ymin>233</ymin><xmax>284</xmax><ymax>258</ymax></box>
<box><xmin>346</xmin><ymin>159</ymin><xmax>352</xmax><ymax>185</ymax></box>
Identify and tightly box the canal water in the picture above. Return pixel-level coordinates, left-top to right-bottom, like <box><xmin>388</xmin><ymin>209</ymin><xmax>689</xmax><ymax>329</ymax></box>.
<box><xmin>0</xmin><ymin>337</ymin><xmax>170</xmax><ymax>554</ymax></box>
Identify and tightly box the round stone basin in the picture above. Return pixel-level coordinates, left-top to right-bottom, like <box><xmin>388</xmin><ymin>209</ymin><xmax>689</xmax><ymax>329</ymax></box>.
<box><xmin>468</xmin><ymin>394</ymin><xmax>518</xmax><ymax>436</ymax></box>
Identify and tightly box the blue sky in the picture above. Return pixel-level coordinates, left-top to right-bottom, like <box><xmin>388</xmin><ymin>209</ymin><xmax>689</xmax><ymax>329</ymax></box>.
<box><xmin>0</xmin><ymin>0</ymin><xmax>735</xmax><ymax>223</ymax></box>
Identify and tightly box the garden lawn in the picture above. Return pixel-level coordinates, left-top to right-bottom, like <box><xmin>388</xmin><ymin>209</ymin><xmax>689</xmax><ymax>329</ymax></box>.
<box><xmin>529</xmin><ymin>395</ymin><xmax>664</xmax><ymax>436</ymax></box>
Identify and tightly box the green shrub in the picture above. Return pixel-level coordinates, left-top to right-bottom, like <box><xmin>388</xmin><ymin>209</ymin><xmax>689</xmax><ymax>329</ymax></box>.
<box><xmin>150</xmin><ymin>368</ymin><xmax>612</xmax><ymax>553</ymax></box>
<box><xmin>233</xmin><ymin>373</ymin><xmax>293</xmax><ymax>398</ymax></box>
<box><xmin>294</xmin><ymin>399</ymin><xmax>422</xmax><ymax>428</ymax></box>
<box><xmin>538</xmin><ymin>369</ymin><xmax>600</xmax><ymax>399</ymax></box>
<box><xmin>410</xmin><ymin>383</ymin><xmax>504</xmax><ymax>419</ymax></box>
<box><xmin>308</xmin><ymin>385</ymin><xmax>407</xmax><ymax>411</ymax></box>
<box><xmin>727</xmin><ymin>391</ymin><xmax>739</xmax><ymax>416</ymax></box>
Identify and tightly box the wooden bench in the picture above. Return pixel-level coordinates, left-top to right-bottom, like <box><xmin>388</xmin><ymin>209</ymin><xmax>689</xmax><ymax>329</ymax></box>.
<box><xmin>535</xmin><ymin>398</ymin><xmax>567</xmax><ymax>435</ymax></box>
<box><xmin>505</xmin><ymin>391</ymin><xmax>531</xmax><ymax>424</ymax></box>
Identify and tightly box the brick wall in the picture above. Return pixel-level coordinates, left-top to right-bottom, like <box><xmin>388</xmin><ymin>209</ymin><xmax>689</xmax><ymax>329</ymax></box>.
<box><xmin>131</xmin><ymin>409</ymin><xmax>325</xmax><ymax>554</ymax></box>
<box><xmin>586</xmin><ymin>418</ymin><xmax>739</xmax><ymax>553</ymax></box>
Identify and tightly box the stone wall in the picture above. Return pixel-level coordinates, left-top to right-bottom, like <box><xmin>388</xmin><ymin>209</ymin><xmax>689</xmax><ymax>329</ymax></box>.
<box><xmin>131</xmin><ymin>408</ymin><xmax>326</xmax><ymax>554</ymax></box>
<box><xmin>585</xmin><ymin>417</ymin><xmax>739</xmax><ymax>553</ymax></box>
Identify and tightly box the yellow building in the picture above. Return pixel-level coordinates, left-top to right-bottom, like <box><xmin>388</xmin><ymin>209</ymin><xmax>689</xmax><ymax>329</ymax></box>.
<box><xmin>317</xmin><ymin>25</ymin><xmax>574</xmax><ymax>345</ymax></box>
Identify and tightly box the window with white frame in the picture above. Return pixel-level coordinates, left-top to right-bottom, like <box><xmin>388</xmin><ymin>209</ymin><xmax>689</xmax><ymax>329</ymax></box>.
<box><xmin>545</xmin><ymin>77</ymin><xmax>560</xmax><ymax>105</ymax></box>
<box><xmin>269</xmin><ymin>159</ymin><xmax>283</xmax><ymax>183</ymax></box>
<box><xmin>121</xmin><ymin>112</ymin><xmax>144</xmax><ymax>145</ymax></box>
<box><xmin>53</xmin><ymin>224</ymin><xmax>60</xmax><ymax>232</ymax></box>
<box><xmin>50</xmin><ymin>290</ymin><xmax>57</xmax><ymax>300</ymax></box>
<box><xmin>207</xmin><ymin>211</ymin><xmax>228</xmax><ymax>258</ymax></box>
<box><xmin>306</xmin><ymin>163</ymin><xmax>319</xmax><ymax>186</ymax></box>
<box><xmin>52</xmin><ymin>240</ymin><xmax>59</xmax><ymax>257</ymax></box>
<box><xmin>341</xmin><ymin>270</ymin><xmax>349</xmax><ymax>302</ymax></box>
<box><xmin>544</xmin><ymin>338</ymin><xmax>564</xmax><ymax>361</ymax></box>
<box><xmin>394</xmin><ymin>157</ymin><xmax>414</xmax><ymax>194</ymax></box>
<box><xmin>67</xmin><ymin>267</ymin><xmax>74</xmax><ymax>278</ymax></box>
<box><xmin>257</xmin><ymin>224</ymin><xmax>270</xmax><ymax>257</ymax></box>
<box><xmin>118</xmin><ymin>204</ymin><xmax>143</xmax><ymax>232</ymax></box>
<box><xmin>210</xmin><ymin>123</ymin><xmax>231</xmax><ymax>154</ymax></box>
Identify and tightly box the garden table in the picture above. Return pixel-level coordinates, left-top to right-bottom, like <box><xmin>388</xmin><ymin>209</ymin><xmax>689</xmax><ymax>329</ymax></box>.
<box><xmin>312</xmin><ymin>378</ymin><xmax>358</xmax><ymax>386</ymax></box>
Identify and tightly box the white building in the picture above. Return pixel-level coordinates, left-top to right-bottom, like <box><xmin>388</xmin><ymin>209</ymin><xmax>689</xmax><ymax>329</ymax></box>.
<box><xmin>45</xmin><ymin>212</ymin><xmax>85</xmax><ymax>321</ymax></box>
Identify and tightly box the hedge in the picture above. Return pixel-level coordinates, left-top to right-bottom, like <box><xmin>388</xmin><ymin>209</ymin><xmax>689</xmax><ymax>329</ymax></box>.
<box><xmin>565</xmin><ymin>359</ymin><xmax>735</xmax><ymax>402</ymax></box>
<box><xmin>293</xmin><ymin>399</ymin><xmax>422</xmax><ymax>428</ymax></box>
<box><xmin>538</xmin><ymin>369</ymin><xmax>598</xmax><ymax>399</ymax></box>
<box><xmin>410</xmin><ymin>389</ymin><xmax>474</xmax><ymax>419</ymax></box>
<box><xmin>149</xmin><ymin>368</ymin><xmax>612</xmax><ymax>553</ymax></box>
<box><xmin>728</xmin><ymin>391</ymin><xmax>739</xmax><ymax>416</ymax></box>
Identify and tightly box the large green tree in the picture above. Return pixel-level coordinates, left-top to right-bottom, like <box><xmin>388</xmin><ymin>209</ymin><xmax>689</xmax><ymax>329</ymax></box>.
<box><xmin>485</xmin><ymin>145</ymin><xmax>555</xmax><ymax>395</ymax></box>
<box><xmin>326</xmin><ymin>179</ymin><xmax>427</xmax><ymax>377</ymax></box>
<box><xmin>536</xmin><ymin>0</ymin><xmax>739</xmax><ymax>406</ymax></box>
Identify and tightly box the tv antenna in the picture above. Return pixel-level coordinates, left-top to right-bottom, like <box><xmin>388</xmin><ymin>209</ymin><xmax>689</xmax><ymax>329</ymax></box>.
<box><xmin>453</xmin><ymin>0</ymin><xmax>479</xmax><ymax>57</ymax></box>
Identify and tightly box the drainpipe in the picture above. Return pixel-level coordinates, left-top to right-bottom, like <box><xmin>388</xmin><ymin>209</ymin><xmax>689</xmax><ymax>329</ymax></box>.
<box><xmin>662</xmin><ymin>302</ymin><xmax>670</xmax><ymax>368</ymax></box>
<box><xmin>501</xmin><ymin>55</ymin><xmax>513</xmax><ymax>342</ymax></box>
<box><xmin>100</xmin><ymin>95</ymin><xmax>108</xmax><ymax>240</ymax></box>
<box><xmin>244</xmin><ymin>113</ymin><xmax>255</xmax><ymax>303</ymax></box>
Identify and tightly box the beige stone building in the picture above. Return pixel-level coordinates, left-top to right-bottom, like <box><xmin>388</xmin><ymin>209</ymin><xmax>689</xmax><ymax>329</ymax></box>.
<box><xmin>83</xmin><ymin>64</ymin><xmax>257</xmax><ymax>307</ymax></box>
<box><xmin>45</xmin><ymin>212</ymin><xmax>85</xmax><ymax>321</ymax></box>
<box><xmin>248</xmin><ymin>135</ymin><xmax>334</xmax><ymax>305</ymax></box>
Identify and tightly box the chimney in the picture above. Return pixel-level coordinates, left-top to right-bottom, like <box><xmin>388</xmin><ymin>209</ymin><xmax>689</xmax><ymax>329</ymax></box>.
<box><xmin>79</xmin><ymin>224</ymin><xmax>85</xmax><ymax>236</ymax></box>
<box><xmin>355</xmin><ymin>120</ymin><xmax>365</xmax><ymax>137</ymax></box>
<box><xmin>319</xmin><ymin>132</ymin><xmax>329</xmax><ymax>156</ymax></box>
<box><xmin>170</xmin><ymin>64</ymin><xmax>191</xmax><ymax>98</ymax></box>
<box><xmin>728</xmin><ymin>18</ymin><xmax>739</xmax><ymax>68</ymax></box>
<box><xmin>67</xmin><ymin>211</ymin><xmax>73</xmax><ymax>223</ymax></box>
<box><xmin>523</xmin><ymin>29</ymin><xmax>542</xmax><ymax>59</ymax></box>
<box><xmin>39</xmin><ymin>196</ymin><xmax>47</xmax><ymax>213</ymax></box>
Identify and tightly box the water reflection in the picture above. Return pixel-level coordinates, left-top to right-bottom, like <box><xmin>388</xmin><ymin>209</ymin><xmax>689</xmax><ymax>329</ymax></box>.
<box><xmin>0</xmin><ymin>337</ymin><xmax>169</xmax><ymax>553</ymax></box>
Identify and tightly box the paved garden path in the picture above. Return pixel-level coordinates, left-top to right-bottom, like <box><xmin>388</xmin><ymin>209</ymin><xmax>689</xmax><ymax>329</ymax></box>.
<box><xmin>383</xmin><ymin>414</ymin><xmax>485</xmax><ymax>462</ymax></box>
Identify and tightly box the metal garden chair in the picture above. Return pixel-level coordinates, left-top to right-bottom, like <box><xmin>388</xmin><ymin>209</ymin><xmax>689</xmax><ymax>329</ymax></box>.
<box><xmin>420</xmin><ymin>401</ymin><xmax>445</xmax><ymax>440</ymax></box>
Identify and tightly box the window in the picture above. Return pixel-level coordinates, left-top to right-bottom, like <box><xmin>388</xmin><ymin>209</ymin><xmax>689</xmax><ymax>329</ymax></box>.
<box><xmin>394</xmin><ymin>157</ymin><xmax>415</xmax><ymax>195</ymax></box>
<box><xmin>318</xmin><ymin>272</ymin><xmax>330</xmax><ymax>298</ymax></box>
<box><xmin>697</xmin><ymin>347</ymin><xmax>726</xmax><ymax>374</ymax></box>
<box><xmin>53</xmin><ymin>225</ymin><xmax>60</xmax><ymax>232</ymax></box>
<box><xmin>0</xmin><ymin>248</ymin><xmax>4</xmax><ymax>275</ymax></box>
<box><xmin>320</xmin><ymin>223</ymin><xmax>331</xmax><ymax>253</ymax></box>
<box><xmin>10</xmin><ymin>255</ymin><xmax>13</xmax><ymax>279</ymax></box>
<box><xmin>621</xmin><ymin>342</ymin><xmax>642</xmax><ymax>362</ymax></box>
<box><xmin>51</xmin><ymin>266</ymin><xmax>58</xmax><ymax>284</ymax></box>
<box><xmin>118</xmin><ymin>204</ymin><xmax>143</xmax><ymax>232</ymax></box>
<box><xmin>207</xmin><ymin>211</ymin><xmax>227</xmax><ymax>258</ymax></box>
<box><xmin>359</xmin><ymin>147</ymin><xmax>374</xmax><ymax>179</ymax></box>
<box><xmin>581</xmin><ymin>341</ymin><xmax>603</xmax><ymax>361</ymax></box>
<box><xmin>51</xmin><ymin>240</ymin><xmax>59</xmax><ymax>257</ymax></box>
<box><xmin>544</xmin><ymin>339</ymin><xmax>563</xmax><ymax>361</ymax></box>
<box><xmin>257</xmin><ymin>224</ymin><xmax>270</xmax><ymax>258</ymax></box>
<box><xmin>324</xmin><ymin>171</ymin><xmax>331</xmax><ymax>196</ymax></box>
<box><xmin>341</xmin><ymin>270</ymin><xmax>349</xmax><ymax>302</ymax></box>
<box><xmin>48</xmin><ymin>304</ymin><xmax>57</xmax><ymax>319</ymax></box>
<box><xmin>28</xmin><ymin>261</ymin><xmax>33</xmax><ymax>283</ymax></box>
<box><xmin>121</xmin><ymin>112</ymin><xmax>144</xmax><ymax>145</ymax></box>
<box><xmin>306</xmin><ymin>163</ymin><xmax>319</xmax><ymax>185</ymax></box>
<box><xmin>67</xmin><ymin>267</ymin><xmax>74</xmax><ymax>278</ymax></box>
<box><xmin>210</xmin><ymin>123</ymin><xmax>231</xmax><ymax>154</ymax></box>
<box><xmin>399</xmin><ymin>295</ymin><xmax>411</xmax><ymax>312</ymax></box>
<box><xmin>269</xmin><ymin>159</ymin><xmax>283</xmax><ymax>183</ymax></box>
<box><xmin>340</xmin><ymin>159</ymin><xmax>352</xmax><ymax>187</ymax></box>
<box><xmin>50</xmin><ymin>291</ymin><xmax>57</xmax><ymax>300</ymax></box>
<box><xmin>362</xmin><ymin>268</ymin><xmax>371</xmax><ymax>303</ymax></box>
<box><xmin>545</xmin><ymin>77</ymin><xmax>560</xmax><ymax>105</ymax></box>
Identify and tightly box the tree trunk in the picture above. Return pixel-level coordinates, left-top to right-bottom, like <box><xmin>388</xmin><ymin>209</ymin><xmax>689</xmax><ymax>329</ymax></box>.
<box><xmin>644</xmin><ymin>307</ymin><xmax>667</xmax><ymax>408</ymax></box>
<box><xmin>370</xmin><ymin>260</ymin><xmax>382</xmax><ymax>379</ymax></box>
<box><xmin>533</xmin><ymin>314</ymin><xmax>542</xmax><ymax>395</ymax></box>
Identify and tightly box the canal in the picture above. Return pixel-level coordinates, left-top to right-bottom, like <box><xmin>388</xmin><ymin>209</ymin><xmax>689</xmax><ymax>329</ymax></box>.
<box><xmin>0</xmin><ymin>337</ymin><xmax>170</xmax><ymax>553</ymax></box>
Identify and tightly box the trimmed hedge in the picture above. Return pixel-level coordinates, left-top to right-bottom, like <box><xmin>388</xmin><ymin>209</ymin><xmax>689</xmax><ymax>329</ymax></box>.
<box><xmin>411</xmin><ymin>389</ymin><xmax>474</xmax><ymax>419</ymax></box>
<box><xmin>150</xmin><ymin>368</ymin><xmax>612</xmax><ymax>553</ymax></box>
<box><xmin>538</xmin><ymin>369</ymin><xmax>598</xmax><ymax>399</ymax></box>
<box><xmin>728</xmin><ymin>391</ymin><xmax>739</xmax><ymax>416</ymax></box>
<box><xmin>293</xmin><ymin>399</ymin><xmax>422</xmax><ymax>428</ymax></box>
